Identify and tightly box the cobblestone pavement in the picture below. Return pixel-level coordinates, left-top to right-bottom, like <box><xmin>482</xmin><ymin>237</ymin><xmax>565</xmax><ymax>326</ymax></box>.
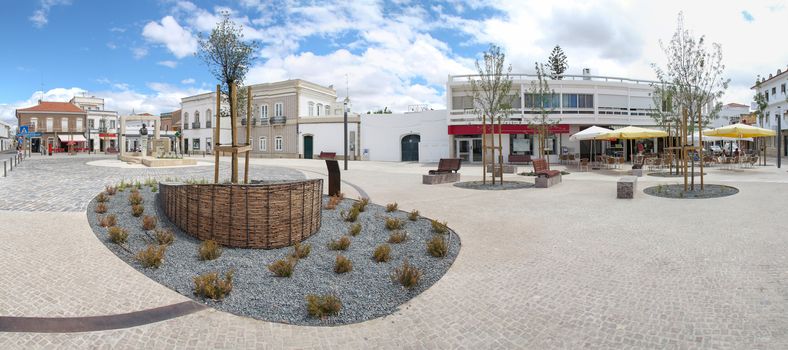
<box><xmin>0</xmin><ymin>154</ymin><xmax>304</xmax><ymax>212</ymax></box>
<box><xmin>2</xmin><ymin>156</ymin><xmax>788</xmax><ymax>349</ymax></box>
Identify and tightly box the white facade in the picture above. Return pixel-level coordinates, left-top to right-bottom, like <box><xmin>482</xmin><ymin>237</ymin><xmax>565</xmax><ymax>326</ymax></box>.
<box><xmin>299</xmin><ymin>118</ymin><xmax>360</xmax><ymax>159</ymax></box>
<box><xmin>711</xmin><ymin>103</ymin><xmax>750</xmax><ymax>128</ymax></box>
<box><xmin>361</xmin><ymin>110</ymin><xmax>449</xmax><ymax>162</ymax></box>
<box><xmin>753</xmin><ymin>67</ymin><xmax>788</xmax><ymax>131</ymax></box>
<box><xmin>0</xmin><ymin>120</ymin><xmax>13</xmax><ymax>151</ymax></box>
<box><xmin>69</xmin><ymin>96</ymin><xmax>119</xmax><ymax>152</ymax></box>
<box><xmin>181</xmin><ymin>92</ymin><xmax>231</xmax><ymax>154</ymax></box>
<box><xmin>447</xmin><ymin>72</ymin><xmax>662</xmax><ymax>162</ymax></box>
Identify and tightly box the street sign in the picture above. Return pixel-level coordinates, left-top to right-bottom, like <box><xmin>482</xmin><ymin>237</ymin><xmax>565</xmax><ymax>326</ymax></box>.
<box><xmin>19</xmin><ymin>125</ymin><xmax>29</xmax><ymax>134</ymax></box>
<box><xmin>21</xmin><ymin>132</ymin><xmax>42</xmax><ymax>138</ymax></box>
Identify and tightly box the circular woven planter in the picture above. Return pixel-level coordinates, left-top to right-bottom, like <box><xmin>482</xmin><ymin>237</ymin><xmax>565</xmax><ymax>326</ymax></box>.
<box><xmin>158</xmin><ymin>179</ymin><xmax>323</xmax><ymax>249</ymax></box>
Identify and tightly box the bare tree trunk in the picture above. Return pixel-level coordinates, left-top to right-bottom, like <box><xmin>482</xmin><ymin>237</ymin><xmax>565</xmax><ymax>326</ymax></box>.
<box><xmin>698</xmin><ymin>110</ymin><xmax>704</xmax><ymax>190</ymax></box>
<box><xmin>498</xmin><ymin>116</ymin><xmax>503</xmax><ymax>184</ymax></box>
<box><xmin>230</xmin><ymin>82</ymin><xmax>239</xmax><ymax>184</ymax></box>
<box><xmin>482</xmin><ymin>114</ymin><xmax>487</xmax><ymax>185</ymax></box>
<box><xmin>491</xmin><ymin>117</ymin><xmax>496</xmax><ymax>185</ymax></box>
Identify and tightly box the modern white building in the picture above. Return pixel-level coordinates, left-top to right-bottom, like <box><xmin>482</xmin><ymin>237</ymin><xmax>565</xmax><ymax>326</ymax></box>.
<box><xmin>180</xmin><ymin>92</ymin><xmax>230</xmax><ymax>154</ymax></box>
<box><xmin>447</xmin><ymin>71</ymin><xmax>664</xmax><ymax>163</ymax></box>
<box><xmin>69</xmin><ymin>95</ymin><xmax>119</xmax><ymax>152</ymax></box>
<box><xmin>361</xmin><ymin>109</ymin><xmax>449</xmax><ymax>162</ymax></box>
<box><xmin>0</xmin><ymin>120</ymin><xmax>13</xmax><ymax>151</ymax></box>
<box><xmin>753</xmin><ymin>66</ymin><xmax>788</xmax><ymax>156</ymax></box>
<box><xmin>711</xmin><ymin>103</ymin><xmax>751</xmax><ymax>128</ymax></box>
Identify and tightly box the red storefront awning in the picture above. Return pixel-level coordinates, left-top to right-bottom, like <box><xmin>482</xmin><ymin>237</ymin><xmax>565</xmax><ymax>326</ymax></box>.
<box><xmin>448</xmin><ymin>124</ymin><xmax>570</xmax><ymax>135</ymax></box>
<box><xmin>99</xmin><ymin>133</ymin><xmax>117</xmax><ymax>138</ymax></box>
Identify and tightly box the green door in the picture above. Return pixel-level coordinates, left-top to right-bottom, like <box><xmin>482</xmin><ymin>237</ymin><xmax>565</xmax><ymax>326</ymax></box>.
<box><xmin>304</xmin><ymin>135</ymin><xmax>313</xmax><ymax>159</ymax></box>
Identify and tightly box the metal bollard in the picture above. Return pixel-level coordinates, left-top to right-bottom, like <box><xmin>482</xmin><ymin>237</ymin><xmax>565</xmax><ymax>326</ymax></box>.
<box><xmin>3</xmin><ymin>160</ymin><xmax>6</xmax><ymax>177</ymax></box>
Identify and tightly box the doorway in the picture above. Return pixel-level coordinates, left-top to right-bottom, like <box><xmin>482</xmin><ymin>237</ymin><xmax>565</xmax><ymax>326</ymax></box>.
<box><xmin>31</xmin><ymin>138</ymin><xmax>41</xmax><ymax>153</ymax></box>
<box><xmin>304</xmin><ymin>135</ymin><xmax>313</xmax><ymax>159</ymax></box>
<box><xmin>455</xmin><ymin>138</ymin><xmax>482</xmax><ymax>163</ymax></box>
<box><xmin>401</xmin><ymin>134</ymin><xmax>420</xmax><ymax>161</ymax></box>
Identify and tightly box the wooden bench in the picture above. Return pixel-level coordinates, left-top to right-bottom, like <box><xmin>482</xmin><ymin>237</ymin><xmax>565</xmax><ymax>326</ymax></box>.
<box><xmin>319</xmin><ymin>151</ymin><xmax>336</xmax><ymax>159</ymax></box>
<box><xmin>423</xmin><ymin>158</ymin><xmax>461</xmax><ymax>184</ymax></box>
<box><xmin>508</xmin><ymin>154</ymin><xmax>532</xmax><ymax>164</ymax></box>
<box><xmin>617</xmin><ymin>176</ymin><xmax>637</xmax><ymax>199</ymax></box>
<box><xmin>532</xmin><ymin>159</ymin><xmax>562</xmax><ymax>188</ymax></box>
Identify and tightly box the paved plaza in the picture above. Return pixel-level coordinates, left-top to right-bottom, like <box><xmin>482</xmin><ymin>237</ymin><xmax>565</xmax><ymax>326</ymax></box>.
<box><xmin>2</xmin><ymin>154</ymin><xmax>788</xmax><ymax>349</ymax></box>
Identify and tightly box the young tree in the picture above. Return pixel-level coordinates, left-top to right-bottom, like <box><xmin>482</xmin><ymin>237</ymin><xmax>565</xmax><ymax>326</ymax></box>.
<box><xmin>652</xmin><ymin>12</ymin><xmax>729</xmax><ymax>190</ymax></box>
<box><xmin>526</xmin><ymin>63</ymin><xmax>560</xmax><ymax>158</ymax></box>
<box><xmin>197</xmin><ymin>12</ymin><xmax>258</xmax><ymax>183</ymax></box>
<box><xmin>753</xmin><ymin>80</ymin><xmax>769</xmax><ymax>127</ymax></box>
<box><xmin>649</xmin><ymin>83</ymin><xmax>680</xmax><ymax>173</ymax></box>
<box><xmin>470</xmin><ymin>44</ymin><xmax>514</xmax><ymax>185</ymax></box>
<box><xmin>548</xmin><ymin>45</ymin><xmax>568</xmax><ymax>80</ymax></box>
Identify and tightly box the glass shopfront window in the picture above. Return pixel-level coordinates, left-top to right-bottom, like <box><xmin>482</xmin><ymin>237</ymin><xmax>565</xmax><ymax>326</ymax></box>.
<box><xmin>510</xmin><ymin>134</ymin><xmax>532</xmax><ymax>155</ymax></box>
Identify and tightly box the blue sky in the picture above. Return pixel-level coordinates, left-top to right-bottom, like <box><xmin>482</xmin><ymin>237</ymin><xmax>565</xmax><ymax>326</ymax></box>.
<box><xmin>1</xmin><ymin>0</ymin><xmax>786</xmax><ymax>125</ymax></box>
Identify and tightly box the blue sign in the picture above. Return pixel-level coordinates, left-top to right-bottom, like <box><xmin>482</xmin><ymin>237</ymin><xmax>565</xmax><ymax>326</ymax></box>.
<box><xmin>18</xmin><ymin>125</ymin><xmax>29</xmax><ymax>134</ymax></box>
<box><xmin>22</xmin><ymin>132</ymin><xmax>42</xmax><ymax>137</ymax></box>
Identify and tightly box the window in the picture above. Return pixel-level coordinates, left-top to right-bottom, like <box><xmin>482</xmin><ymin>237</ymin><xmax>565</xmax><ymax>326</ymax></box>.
<box><xmin>206</xmin><ymin>109</ymin><xmax>212</xmax><ymax>122</ymax></box>
<box><xmin>316</xmin><ymin>103</ymin><xmax>322</xmax><ymax>116</ymax></box>
<box><xmin>308</xmin><ymin>101</ymin><xmax>315</xmax><ymax>116</ymax></box>
<box><xmin>782</xmin><ymin>84</ymin><xmax>786</xmax><ymax>94</ymax></box>
<box><xmin>206</xmin><ymin>137</ymin><xmax>212</xmax><ymax>151</ymax></box>
<box><xmin>192</xmin><ymin>138</ymin><xmax>200</xmax><ymax>150</ymax></box>
<box><xmin>194</xmin><ymin>111</ymin><xmax>200</xmax><ymax>124</ymax></box>
<box><xmin>110</xmin><ymin>120</ymin><xmax>116</xmax><ymax>129</ymax></box>
<box><xmin>260</xmin><ymin>104</ymin><xmax>268</xmax><ymax>119</ymax></box>
<box><xmin>76</xmin><ymin>119</ymin><xmax>83</xmax><ymax>131</ymax></box>
<box><xmin>274</xmin><ymin>102</ymin><xmax>283</xmax><ymax>117</ymax></box>
<box><xmin>259</xmin><ymin>136</ymin><xmax>267</xmax><ymax>151</ymax></box>
<box><xmin>30</xmin><ymin>118</ymin><xmax>38</xmax><ymax>131</ymax></box>
<box><xmin>89</xmin><ymin>119</ymin><xmax>95</xmax><ymax>129</ymax></box>
<box><xmin>183</xmin><ymin>112</ymin><xmax>189</xmax><ymax>126</ymax></box>
<box><xmin>772</xmin><ymin>87</ymin><xmax>777</xmax><ymax>96</ymax></box>
<box><xmin>46</xmin><ymin>118</ymin><xmax>53</xmax><ymax>131</ymax></box>
<box><xmin>325</xmin><ymin>105</ymin><xmax>331</xmax><ymax>115</ymax></box>
<box><xmin>61</xmin><ymin>118</ymin><xmax>68</xmax><ymax>131</ymax></box>
<box><xmin>524</xmin><ymin>93</ymin><xmax>560</xmax><ymax>109</ymax></box>
<box><xmin>274</xmin><ymin>136</ymin><xmax>283</xmax><ymax>151</ymax></box>
<box><xmin>451</xmin><ymin>95</ymin><xmax>474</xmax><ymax>110</ymax></box>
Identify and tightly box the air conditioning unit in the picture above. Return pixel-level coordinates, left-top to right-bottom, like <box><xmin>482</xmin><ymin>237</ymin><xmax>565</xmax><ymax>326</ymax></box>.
<box><xmin>582</xmin><ymin>68</ymin><xmax>591</xmax><ymax>80</ymax></box>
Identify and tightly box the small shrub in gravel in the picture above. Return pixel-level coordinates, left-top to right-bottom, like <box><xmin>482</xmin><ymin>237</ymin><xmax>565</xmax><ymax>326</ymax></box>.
<box><xmin>105</xmin><ymin>185</ymin><xmax>117</xmax><ymax>195</ymax></box>
<box><xmin>426</xmin><ymin>236</ymin><xmax>448</xmax><ymax>257</ymax></box>
<box><xmin>99</xmin><ymin>214</ymin><xmax>117</xmax><ymax>227</ymax></box>
<box><xmin>96</xmin><ymin>192</ymin><xmax>109</xmax><ymax>203</ymax></box>
<box><xmin>385</xmin><ymin>217</ymin><xmax>404</xmax><ymax>231</ymax></box>
<box><xmin>306</xmin><ymin>294</ymin><xmax>341</xmax><ymax>319</ymax></box>
<box><xmin>431</xmin><ymin>219</ymin><xmax>448</xmax><ymax>234</ymax></box>
<box><xmin>131</xmin><ymin>204</ymin><xmax>144</xmax><ymax>217</ymax></box>
<box><xmin>291</xmin><ymin>242</ymin><xmax>311</xmax><ymax>259</ymax></box>
<box><xmin>388</xmin><ymin>230</ymin><xmax>408</xmax><ymax>244</ymax></box>
<box><xmin>129</xmin><ymin>192</ymin><xmax>143</xmax><ymax>206</ymax></box>
<box><xmin>334</xmin><ymin>255</ymin><xmax>353</xmax><ymax>274</ymax></box>
<box><xmin>385</xmin><ymin>202</ymin><xmax>398</xmax><ymax>212</ymax></box>
<box><xmin>325</xmin><ymin>195</ymin><xmax>341</xmax><ymax>210</ymax></box>
<box><xmin>155</xmin><ymin>228</ymin><xmax>174</xmax><ymax>245</ymax></box>
<box><xmin>348</xmin><ymin>223</ymin><xmax>362</xmax><ymax>236</ymax></box>
<box><xmin>136</xmin><ymin>244</ymin><xmax>167</xmax><ymax>268</ymax></box>
<box><xmin>134</xmin><ymin>181</ymin><xmax>142</xmax><ymax>190</ymax></box>
<box><xmin>391</xmin><ymin>259</ymin><xmax>422</xmax><ymax>289</ymax></box>
<box><xmin>141</xmin><ymin>215</ymin><xmax>157</xmax><ymax>231</ymax></box>
<box><xmin>328</xmin><ymin>236</ymin><xmax>351</xmax><ymax>251</ymax></box>
<box><xmin>94</xmin><ymin>202</ymin><xmax>108</xmax><ymax>214</ymax></box>
<box><xmin>340</xmin><ymin>206</ymin><xmax>360</xmax><ymax>222</ymax></box>
<box><xmin>372</xmin><ymin>244</ymin><xmax>391</xmax><ymax>262</ymax></box>
<box><xmin>354</xmin><ymin>197</ymin><xmax>369</xmax><ymax>212</ymax></box>
<box><xmin>108</xmin><ymin>226</ymin><xmax>128</xmax><ymax>244</ymax></box>
<box><xmin>151</xmin><ymin>186</ymin><xmax>158</xmax><ymax>193</ymax></box>
<box><xmin>199</xmin><ymin>240</ymin><xmax>222</xmax><ymax>261</ymax></box>
<box><xmin>193</xmin><ymin>270</ymin><xmax>234</xmax><ymax>300</ymax></box>
<box><xmin>268</xmin><ymin>258</ymin><xmax>296</xmax><ymax>277</ymax></box>
<box><xmin>408</xmin><ymin>210</ymin><xmax>419</xmax><ymax>221</ymax></box>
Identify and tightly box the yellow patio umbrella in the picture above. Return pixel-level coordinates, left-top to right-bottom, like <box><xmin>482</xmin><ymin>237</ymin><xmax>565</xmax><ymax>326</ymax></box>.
<box><xmin>594</xmin><ymin>126</ymin><xmax>668</xmax><ymax>165</ymax></box>
<box><xmin>702</xmin><ymin>123</ymin><xmax>776</xmax><ymax>138</ymax></box>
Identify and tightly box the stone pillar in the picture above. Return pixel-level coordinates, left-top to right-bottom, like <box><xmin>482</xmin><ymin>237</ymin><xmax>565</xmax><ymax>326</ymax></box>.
<box><xmin>119</xmin><ymin>116</ymin><xmax>126</xmax><ymax>156</ymax></box>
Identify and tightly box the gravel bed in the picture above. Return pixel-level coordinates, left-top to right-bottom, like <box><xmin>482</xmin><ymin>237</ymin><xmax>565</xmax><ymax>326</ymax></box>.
<box><xmin>87</xmin><ymin>185</ymin><xmax>460</xmax><ymax>326</ymax></box>
<box><xmin>647</xmin><ymin>172</ymin><xmax>706</xmax><ymax>177</ymax></box>
<box><xmin>643</xmin><ymin>184</ymin><xmax>739</xmax><ymax>199</ymax></box>
<box><xmin>454</xmin><ymin>180</ymin><xmax>534</xmax><ymax>190</ymax></box>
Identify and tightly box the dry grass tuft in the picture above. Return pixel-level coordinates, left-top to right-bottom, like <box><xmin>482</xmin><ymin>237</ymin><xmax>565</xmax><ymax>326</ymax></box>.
<box><xmin>155</xmin><ymin>228</ymin><xmax>174</xmax><ymax>245</ymax></box>
<box><xmin>408</xmin><ymin>209</ymin><xmax>420</xmax><ymax>221</ymax></box>
<box><xmin>105</xmin><ymin>185</ymin><xmax>117</xmax><ymax>196</ymax></box>
<box><xmin>325</xmin><ymin>195</ymin><xmax>342</xmax><ymax>210</ymax></box>
<box><xmin>268</xmin><ymin>258</ymin><xmax>297</xmax><ymax>277</ymax></box>
<box><xmin>334</xmin><ymin>255</ymin><xmax>353</xmax><ymax>273</ymax></box>
<box><xmin>354</xmin><ymin>197</ymin><xmax>369</xmax><ymax>212</ymax></box>
<box><xmin>198</xmin><ymin>240</ymin><xmax>222</xmax><ymax>261</ymax></box>
<box><xmin>129</xmin><ymin>192</ymin><xmax>143</xmax><ymax>206</ymax></box>
<box><xmin>108</xmin><ymin>226</ymin><xmax>128</xmax><ymax>244</ymax></box>
<box><xmin>193</xmin><ymin>270</ymin><xmax>234</xmax><ymax>300</ymax></box>
<box><xmin>385</xmin><ymin>217</ymin><xmax>404</xmax><ymax>231</ymax></box>
<box><xmin>372</xmin><ymin>244</ymin><xmax>391</xmax><ymax>263</ymax></box>
<box><xmin>348</xmin><ymin>223</ymin><xmax>362</xmax><ymax>236</ymax></box>
<box><xmin>388</xmin><ymin>230</ymin><xmax>408</xmax><ymax>244</ymax></box>
<box><xmin>340</xmin><ymin>206</ymin><xmax>360</xmax><ymax>222</ymax></box>
<box><xmin>328</xmin><ymin>236</ymin><xmax>351</xmax><ymax>251</ymax></box>
<box><xmin>426</xmin><ymin>236</ymin><xmax>448</xmax><ymax>257</ymax></box>
<box><xmin>99</xmin><ymin>214</ymin><xmax>117</xmax><ymax>227</ymax></box>
<box><xmin>431</xmin><ymin>219</ymin><xmax>448</xmax><ymax>234</ymax></box>
<box><xmin>142</xmin><ymin>215</ymin><xmax>157</xmax><ymax>230</ymax></box>
<box><xmin>385</xmin><ymin>202</ymin><xmax>398</xmax><ymax>212</ymax></box>
<box><xmin>306</xmin><ymin>294</ymin><xmax>341</xmax><ymax>318</ymax></box>
<box><xmin>95</xmin><ymin>202</ymin><xmax>108</xmax><ymax>214</ymax></box>
<box><xmin>391</xmin><ymin>259</ymin><xmax>422</xmax><ymax>289</ymax></box>
<box><xmin>291</xmin><ymin>242</ymin><xmax>311</xmax><ymax>259</ymax></box>
<box><xmin>136</xmin><ymin>244</ymin><xmax>167</xmax><ymax>268</ymax></box>
<box><xmin>131</xmin><ymin>204</ymin><xmax>144</xmax><ymax>217</ymax></box>
<box><xmin>96</xmin><ymin>192</ymin><xmax>109</xmax><ymax>203</ymax></box>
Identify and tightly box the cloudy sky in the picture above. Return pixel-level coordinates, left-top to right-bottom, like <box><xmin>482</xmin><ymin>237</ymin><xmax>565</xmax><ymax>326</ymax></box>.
<box><xmin>1</xmin><ymin>0</ymin><xmax>786</xmax><ymax>125</ymax></box>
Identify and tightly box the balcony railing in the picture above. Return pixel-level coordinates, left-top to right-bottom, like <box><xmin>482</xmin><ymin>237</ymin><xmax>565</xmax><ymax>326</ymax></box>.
<box><xmin>271</xmin><ymin>116</ymin><xmax>286</xmax><ymax>124</ymax></box>
<box><xmin>192</xmin><ymin>122</ymin><xmax>200</xmax><ymax>129</ymax></box>
<box><xmin>241</xmin><ymin>118</ymin><xmax>247</xmax><ymax>126</ymax></box>
<box><xmin>183</xmin><ymin>123</ymin><xmax>189</xmax><ymax>130</ymax></box>
<box><xmin>205</xmin><ymin>121</ymin><xmax>212</xmax><ymax>128</ymax></box>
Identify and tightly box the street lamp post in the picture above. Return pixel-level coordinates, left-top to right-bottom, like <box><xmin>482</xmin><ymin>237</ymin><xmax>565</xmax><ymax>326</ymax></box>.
<box><xmin>343</xmin><ymin>96</ymin><xmax>350</xmax><ymax>171</ymax></box>
<box><xmin>778</xmin><ymin>106</ymin><xmax>782</xmax><ymax>169</ymax></box>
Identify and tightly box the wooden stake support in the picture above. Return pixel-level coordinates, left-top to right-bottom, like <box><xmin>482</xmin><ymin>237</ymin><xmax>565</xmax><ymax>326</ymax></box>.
<box><xmin>213</xmin><ymin>82</ymin><xmax>253</xmax><ymax>184</ymax></box>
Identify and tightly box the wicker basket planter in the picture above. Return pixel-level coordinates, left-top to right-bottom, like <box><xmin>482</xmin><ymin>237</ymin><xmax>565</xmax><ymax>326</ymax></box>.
<box><xmin>158</xmin><ymin>179</ymin><xmax>323</xmax><ymax>249</ymax></box>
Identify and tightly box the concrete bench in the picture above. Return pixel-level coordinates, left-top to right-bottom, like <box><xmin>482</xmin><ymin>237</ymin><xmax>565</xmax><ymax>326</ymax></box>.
<box><xmin>422</xmin><ymin>173</ymin><xmax>461</xmax><ymax>185</ymax></box>
<box><xmin>535</xmin><ymin>173</ymin><xmax>562</xmax><ymax>188</ymax></box>
<box><xmin>486</xmin><ymin>164</ymin><xmax>517</xmax><ymax>174</ymax></box>
<box><xmin>617</xmin><ymin>176</ymin><xmax>637</xmax><ymax>199</ymax></box>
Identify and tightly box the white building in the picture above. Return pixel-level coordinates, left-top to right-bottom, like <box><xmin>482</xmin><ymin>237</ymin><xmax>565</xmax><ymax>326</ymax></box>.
<box><xmin>753</xmin><ymin>66</ymin><xmax>788</xmax><ymax>156</ymax></box>
<box><xmin>69</xmin><ymin>95</ymin><xmax>119</xmax><ymax>152</ymax></box>
<box><xmin>180</xmin><ymin>92</ymin><xmax>230</xmax><ymax>154</ymax></box>
<box><xmin>447</xmin><ymin>71</ymin><xmax>663</xmax><ymax>163</ymax></box>
<box><xmin>711</xmin><ymin>103</ymin><xmax>750</xmax><ymax>128</ymax></box>
<box><xmin>0</xmin><ymin>120</ymin><xmax>13</xmax><ymax>151</ymax></box>
<box><xmin>361</xmin><ymin>109</ymin><xmax>449</xmax><ymax>162</ymax></box>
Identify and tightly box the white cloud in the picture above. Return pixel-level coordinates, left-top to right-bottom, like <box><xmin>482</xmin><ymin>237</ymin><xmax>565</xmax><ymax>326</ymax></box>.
<box><xmin>29</xmin><ymin>0</ymin><xmax>71</xmax><ymax>28</ymax></box>
<box><xmin>158</xmin><ymin>60</ymin><xmax>178</xmax><ymax>68</ymax></box>
<box><xmin>181</xmin><ymin>78</ymin><xmax>196</xmax><ymax>84</ymax></box>
<box><xmin>142</xmin><ymin>16</ymin><xmax>198</xmax><ymax>59</ymax></box>
<box><xmin>132</xmin><ymin>47</ymin><xmax>148</xmax><ymax>59</ymax></box>
<box><xmin>106</xmin><ymin>42</ymin><xmax>117</xmax><ymax>50</ymax></box>
<box><xmin>0</xmin><ymin>87</ymin><xmax>86</xmax><ymax>125</ymax></box>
